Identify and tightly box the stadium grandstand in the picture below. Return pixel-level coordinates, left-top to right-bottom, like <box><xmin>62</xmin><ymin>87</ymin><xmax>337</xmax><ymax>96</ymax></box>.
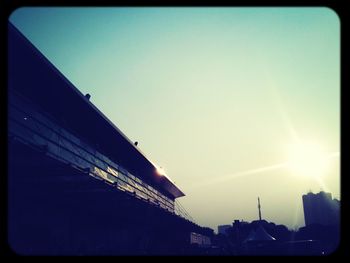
<box><xmin>7</xmin><ymin>22</ymin><xmax>213</xmax><ymax>255</ymax></box>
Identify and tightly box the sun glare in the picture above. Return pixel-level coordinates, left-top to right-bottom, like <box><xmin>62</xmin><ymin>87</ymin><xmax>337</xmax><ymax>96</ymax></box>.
<box><xmin>156</xmin><ymin>166</ymin><xmax>166</xmax><ymax>176</ymax></box>
<box><xmin>287</xmin><ymin>141</ymin><xmax>330</xmax><ymax>178</ymax></box>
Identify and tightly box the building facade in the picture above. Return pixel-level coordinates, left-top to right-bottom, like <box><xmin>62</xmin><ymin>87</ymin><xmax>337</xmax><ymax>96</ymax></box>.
<box><xmin>7</xmin><ymin>22</ymin><xmax>212</xmax><ymax>255</ymax></box>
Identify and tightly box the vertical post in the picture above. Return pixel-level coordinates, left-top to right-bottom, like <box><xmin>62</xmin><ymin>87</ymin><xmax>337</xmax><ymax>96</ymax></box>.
<box><xmin>258</xmin><ymin>197</ymin><xmax>262</xmax><ymax>221</ymax></box>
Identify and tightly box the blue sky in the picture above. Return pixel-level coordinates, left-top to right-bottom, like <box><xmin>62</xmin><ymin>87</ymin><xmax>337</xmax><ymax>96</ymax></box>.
<box><xmin>10</xmin><ymin>7</ymin><xmax>340</xmax><ymax>231</ymax></box>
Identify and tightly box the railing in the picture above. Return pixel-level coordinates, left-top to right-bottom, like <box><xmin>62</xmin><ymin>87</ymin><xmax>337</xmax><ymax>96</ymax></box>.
<box><xmin>8</xmin><ymin>91</ymin><xmax>175</xmax><ymax>213</ymax></box>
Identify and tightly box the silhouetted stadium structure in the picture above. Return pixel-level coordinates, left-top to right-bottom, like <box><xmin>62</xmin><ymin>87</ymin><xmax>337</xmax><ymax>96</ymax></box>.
<box><xmin>8</xmin><ymin>22</ymin><xmax>213</xmax><ymax>255</ymax></box>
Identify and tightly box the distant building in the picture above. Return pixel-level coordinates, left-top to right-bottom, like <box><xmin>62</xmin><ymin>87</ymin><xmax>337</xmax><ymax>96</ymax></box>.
<box><xmin>243</xmin><ymin>224</ymin><xmax>276</xmax><ymax>243</ymax></box>
<box><xmin>190</xmin><ymin>232</ymin><xmax>211</xmax><ymax>247</ymax></box>
<box><xmin>302</xmin><ymin>191</ymin><xmax>340</xmax><ymax>226</ymax></box>
<box><xmin>218</xmin><ymin>225</ymin><xmax>231</xmax><ymax>236</ymax></box>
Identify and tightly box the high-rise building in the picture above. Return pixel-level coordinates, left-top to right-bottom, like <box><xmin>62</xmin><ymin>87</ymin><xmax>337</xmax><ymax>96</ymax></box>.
<box><xmin>302</xmin><ymin>191</ymin><xmax>340</xmax><ymax>226</ymax></box>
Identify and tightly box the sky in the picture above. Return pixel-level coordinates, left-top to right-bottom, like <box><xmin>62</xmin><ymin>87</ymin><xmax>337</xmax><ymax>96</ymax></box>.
<box><xmin>9</xmin><ymin>7</ymin><xmax>340</xmax><ymax>231</ymax></box>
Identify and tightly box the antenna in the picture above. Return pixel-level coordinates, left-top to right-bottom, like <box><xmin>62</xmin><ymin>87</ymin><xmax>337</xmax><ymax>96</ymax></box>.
<box><xmin>258</xmin><ymin>197</ymin><xmax>262</xmax><ymax>221</ymax></box>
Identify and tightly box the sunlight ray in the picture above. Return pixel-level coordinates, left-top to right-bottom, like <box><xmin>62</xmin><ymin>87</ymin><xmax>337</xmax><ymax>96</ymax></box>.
<box><xmin>192</xmin><ymin>151</ymin><xmax>339</xmax><ymax>188</ymax></box>
<box><xmin>262</xmin><ymin>64</ymin><xmax>300</xmax><ymax>143</ymax></box>
<box><xmin>193</xmin><ymin>162</ymin><xmax>289</xmax><ymax>188</ymax></box>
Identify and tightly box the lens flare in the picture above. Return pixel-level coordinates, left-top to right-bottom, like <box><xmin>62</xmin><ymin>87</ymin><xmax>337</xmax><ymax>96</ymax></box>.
<box><xmin>156</xmin><ymin>166</ymin><xmax>166</xmax><ymax>176</ymax></box>
<box><xmin>287</xmin><ymin>141</ymin><xmax>330</xmax><ymax>178</ymax></box>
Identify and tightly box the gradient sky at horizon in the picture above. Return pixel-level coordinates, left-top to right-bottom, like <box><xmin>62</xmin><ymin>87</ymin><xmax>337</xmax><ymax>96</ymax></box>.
<box><xmin>9</xmin><ymin>7</ymin><xmax>340</xmax><ymax>231</ymax></box>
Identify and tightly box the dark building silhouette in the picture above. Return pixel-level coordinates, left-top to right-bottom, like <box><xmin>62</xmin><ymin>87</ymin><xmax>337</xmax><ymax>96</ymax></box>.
<box><xmin>302</xmin><ymin>191</ymin><xmax>340</xmax><ymax>226</ymax></box>
<box><xmin>243</xmin><ymin>223</ymin><xmax>276</xmax><ymax>243</ymax></box>
<box><xmin>215</xmin><ymin>197</ymin><xmax>331</xmax><ymax>255</ymax></box>
<box><xmin>213</xmin><ymin>193</ymin><xmax>340</xmax><ymax>255</ymax></box>
<box><xmin>218</xmin><ymin>219</ymin><xmax>325</xmax><ymax>255</ymax></box>
<box><xmin>7</xmin><ymin>22</ymin><xmax>212</xmax><ymax>255</ymax></box>
<box><xmin>218</xmin><ymin>225</ymin><xmax>231</xmax><ymax>236</ymax></box>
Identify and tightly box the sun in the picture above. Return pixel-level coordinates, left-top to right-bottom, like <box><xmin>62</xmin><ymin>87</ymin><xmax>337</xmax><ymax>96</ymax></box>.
<box><xmin>156</xmin><ymin>166</ymin><xmax>166</xmax><ymax>176</ymax></box>
<box><xmin>287</xmin><ymin>141</ymin><xmax>330</xmax><ymax>178</ymax></box>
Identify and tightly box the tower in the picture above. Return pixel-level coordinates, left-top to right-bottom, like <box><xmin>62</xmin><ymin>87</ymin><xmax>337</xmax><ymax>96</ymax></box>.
<box><xmin>258</xmin><ymin>197</ymin><xmax>262</xmax><ymax>221</ymax></box>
